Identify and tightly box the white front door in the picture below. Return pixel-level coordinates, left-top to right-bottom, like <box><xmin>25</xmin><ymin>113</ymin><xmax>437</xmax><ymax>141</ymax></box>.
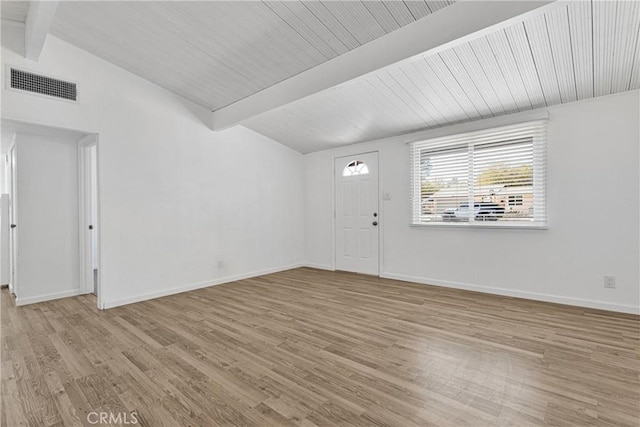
<box><xmin>335</xmin><ymin>152</ymin><xmax>379</xmax><ymax>275</ymax></box>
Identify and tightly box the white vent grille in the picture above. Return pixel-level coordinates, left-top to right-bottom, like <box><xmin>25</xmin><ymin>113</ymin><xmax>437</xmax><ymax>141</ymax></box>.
<box><xmin>10</xmin><ymin>68</ymin><xmax>77</xmax><ymax>101</ymax></box>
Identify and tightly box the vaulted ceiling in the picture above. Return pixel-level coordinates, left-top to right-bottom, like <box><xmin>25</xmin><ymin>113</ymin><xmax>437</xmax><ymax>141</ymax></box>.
<box><xmin>47</xmin><ymin>0</ymin><xmax>454</xmax><ymax>111</ymax></box>
<box><xmin>0</xmin><ymin>1</ymin><xmax>28</xmax><ymax>23</ymax></box>
<box><xmin>242</xmin><ymin>0</ymin><xmax>640</xmax><ymax>152</ymax></box>
<box><xmin>1</xmin><ymin>1</ymin><xmax>639</xmax><ymax>153</ymax></box>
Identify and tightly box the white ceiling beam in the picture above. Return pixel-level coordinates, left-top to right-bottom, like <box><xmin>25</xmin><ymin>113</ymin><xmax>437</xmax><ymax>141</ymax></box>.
<box><xmin>211</xmin><ymin>0</ymin><xmax>559</xmax><ymax>130</ymax></box>
<box><xmin>24</xmin><ymin>0</ymin><xmax>59</xmax><ymax>61</ymax></box>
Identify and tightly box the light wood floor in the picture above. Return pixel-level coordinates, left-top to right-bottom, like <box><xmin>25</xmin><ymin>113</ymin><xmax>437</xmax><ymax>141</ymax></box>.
<box><xmin>1</xmin><ymin>268</ymin><xmax>639</xmax><ymax>426</ymax></box>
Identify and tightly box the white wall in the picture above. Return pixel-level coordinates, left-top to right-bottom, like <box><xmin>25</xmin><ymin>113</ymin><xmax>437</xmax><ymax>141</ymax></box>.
<box><xmin>0</xmin><ymin>128</ymin><xmax>12</xmax><ymax>194</ymax></box>
<box><xmin>304</xmin><ymin>90</ymin><xmax>640</xmax><ymax>314</ymax></box>
<box><xmin>0</xmin><ymin>129</ymin><xmax>12</xmax><ymax>285</ymax></box>
<box><xmin>15</xmin><ymin>133</ymin><xmax>81</xmax><ymax>302</ymax></box>
<box><xmin>1</xmin><ymin>22</ymin><xmax>305</xmax><ymax>307</ymax></box>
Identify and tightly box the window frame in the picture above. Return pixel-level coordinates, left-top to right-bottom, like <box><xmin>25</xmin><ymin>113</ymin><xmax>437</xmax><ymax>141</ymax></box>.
<box><xmin>410</xmin><ymin>120</ymin><xmax>547</xmax><ymax>230</ymax></box>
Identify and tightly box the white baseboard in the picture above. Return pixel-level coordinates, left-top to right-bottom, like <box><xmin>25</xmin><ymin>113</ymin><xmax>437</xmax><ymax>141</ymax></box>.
<box><xmin>380</xmin><ymin>272</ymin><xmax>640</xmax><ymax>315</ymax></box>
<box><xmin>103</xmin><ymin>263</ymin><xmax>304</xmax><ymax>309</ymax></box>
<box><xmin>16</xmin><ymin>288</ymin><xmax>85</xmax><ymax>306</ymax></box>
<box><xmin>303</xmin><ymin>263</ymin><xmax>334</xmax><ymax>271</ymax></box>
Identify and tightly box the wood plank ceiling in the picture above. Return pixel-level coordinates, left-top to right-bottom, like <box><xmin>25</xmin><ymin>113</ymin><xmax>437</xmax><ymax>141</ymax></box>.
<box><xmin>242</xmin><ymin>0</ymin><xmax>640</xmax><ymax>153</ymax></box>
<box><xmin>46</xmin><ymin>1</ymin><xmax>454</xmax><ymax>111</ymax></box>
<box><xmin>0</xmin><ymin>1</ymin><xmax>29</xmax><ymax>23</ymax></box>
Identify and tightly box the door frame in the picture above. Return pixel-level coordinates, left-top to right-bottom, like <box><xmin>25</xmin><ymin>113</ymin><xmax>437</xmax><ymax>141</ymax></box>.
<box><xmin>78</xmin><ymin>134</ymin><xmax>102</xmax><ymax>307</ymax></box>
<box><xmin>1</xmin><ymin>119</ymin><xmax>102</xmax><ymax>308</ymax></box>
<box><xmin>333</xmin><ymin>150</ymin><xmax>383</xmax><ymax>276</ymax></box>
<box><xmin>8</xmin><ymin>140</ymin><xmax>18</xmax><ymax>296</ymax></box>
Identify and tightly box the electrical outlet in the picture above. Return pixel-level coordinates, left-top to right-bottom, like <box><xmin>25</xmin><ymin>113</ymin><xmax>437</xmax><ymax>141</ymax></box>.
<box><xmin>604</xmin><ymin>275</ymin><xmax>616</xmax><ymax>288</ymax></box>
<box><xmin>217</xmin><ymin>260</ymin><xmax>225</xmax><ymax>270</ymax></box>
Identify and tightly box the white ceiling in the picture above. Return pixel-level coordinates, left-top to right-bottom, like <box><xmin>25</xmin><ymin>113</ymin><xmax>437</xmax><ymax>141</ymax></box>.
<box><xmin>2</xmin><ymin>1</ymin><xmax>638</xmax><ymax>154</ymax></box>
<box><xmin>0</xmin><ymin>1</ymin><xmax>28</xmax><ymax>23</ymax></box>
<box><xmin>243</xmin><ymin>0</ymin><xmax>640</xmax><ymax>153</ymax></box>
<box><xmin>43</xmin><ymin>0</ymin><xmax>454</xmax><ymax>111</ymax></box>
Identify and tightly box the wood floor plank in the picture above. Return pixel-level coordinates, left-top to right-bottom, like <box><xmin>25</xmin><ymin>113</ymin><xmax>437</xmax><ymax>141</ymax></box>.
<box><xmin>1</xmin><ymin>268</ymin><xmax>639</xmax><ymax>426</ymax></box>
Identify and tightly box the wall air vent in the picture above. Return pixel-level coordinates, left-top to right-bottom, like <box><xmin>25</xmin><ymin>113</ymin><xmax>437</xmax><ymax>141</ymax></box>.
<box><xmin>9</xmin><ymin>68</ymin><xmax>77</xmax><ymax>101</ymax></box>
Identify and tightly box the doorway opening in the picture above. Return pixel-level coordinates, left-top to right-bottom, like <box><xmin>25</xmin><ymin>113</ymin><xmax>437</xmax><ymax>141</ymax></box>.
<box><xmin>1</xmin><ymin>120</ymin><xmax>101</xmax><ymax>308</ymax></box>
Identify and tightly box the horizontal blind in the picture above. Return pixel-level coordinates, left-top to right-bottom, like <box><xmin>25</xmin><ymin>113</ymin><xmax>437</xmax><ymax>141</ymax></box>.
<box><xmin>410</xmin><ymin>120</ymin><xmax>547</xmax><ymax>227</ymax></box>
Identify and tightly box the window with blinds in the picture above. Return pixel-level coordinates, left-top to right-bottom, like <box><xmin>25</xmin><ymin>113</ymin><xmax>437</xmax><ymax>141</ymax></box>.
<box><xmin>410</xmin><ymin>120</ymin><xmax>547</xmax><ymax>227</ymax></box>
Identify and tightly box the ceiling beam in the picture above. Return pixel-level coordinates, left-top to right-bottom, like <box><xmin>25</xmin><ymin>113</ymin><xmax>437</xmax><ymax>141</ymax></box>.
<box><xmin>24</xmin><ymin>0</ymin><xmax>59</xmax><ymax>61</ymax></box>
<box><xmin>211</xmin><ymin>0</ymin><xmax>558</xmax><ymax>131</ymax></box>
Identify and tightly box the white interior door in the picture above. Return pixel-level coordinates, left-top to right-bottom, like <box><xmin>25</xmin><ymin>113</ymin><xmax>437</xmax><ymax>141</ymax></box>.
<box><xmin>335</xmin><ymin>152</ymin><xmax>379</xmax><ymax>275</ymax></box>
<box><xmin>89</xmin><ymin>145</ymin><xmax>98</xmax><ymax>294</ymax></box>
<box><xmin>79</xmin><ymin>136</ymin><xmax>100</xmax><ymax>296</ymax></box>
<box><xmin>8</xmin><ymin>144</ymin><xmax>17</xmax><ymax>294</ymax></box>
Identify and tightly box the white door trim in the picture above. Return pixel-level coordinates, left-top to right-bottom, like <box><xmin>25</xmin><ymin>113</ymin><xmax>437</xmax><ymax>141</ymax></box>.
<box><xmin>8</xmin><ymin>140</ymin><xmax>18</xmax><ymax>296</ymax></box>
<box><xmin>333</xmin><ymin>150</ymin><xmax>382</xmax><ymax>276</ymax></box>
<box><xmin>78</xmin><ymin>134</ymin><xmax>102</xmax><ymax>309</ymax></box>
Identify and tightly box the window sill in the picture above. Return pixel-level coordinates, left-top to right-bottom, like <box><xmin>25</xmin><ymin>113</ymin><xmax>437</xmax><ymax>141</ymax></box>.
<box><xmin>410</xmin><ymin>222</ymin><xmax>547</xmax><ymax>230</ymax></box>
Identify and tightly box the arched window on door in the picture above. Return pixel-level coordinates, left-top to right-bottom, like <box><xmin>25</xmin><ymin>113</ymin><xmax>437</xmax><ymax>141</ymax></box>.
<box><xmin>342</xmin><ymin>160</ymin><xmax>369</xmax><ymax>177</ymax></box>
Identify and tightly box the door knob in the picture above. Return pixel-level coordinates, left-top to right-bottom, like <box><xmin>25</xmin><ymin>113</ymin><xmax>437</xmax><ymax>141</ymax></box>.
<box><xmin>10</xmin><ymin>224</ymin><xmax>16</xmax><ymax>228</ymax></box>
<box><xmin>372</xmin><ymin>221</ymin><xmax>378</xmax><ymax>226</ymax></box>
<box><xmin>89</xmin><ymin>225</ymin><xmax>94</xmax><ymax>230</ymax></box>
<box><xmin>373</xmin><ymin>212</ymin><xmax>378</xmax><ymax>217</ymax></box>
